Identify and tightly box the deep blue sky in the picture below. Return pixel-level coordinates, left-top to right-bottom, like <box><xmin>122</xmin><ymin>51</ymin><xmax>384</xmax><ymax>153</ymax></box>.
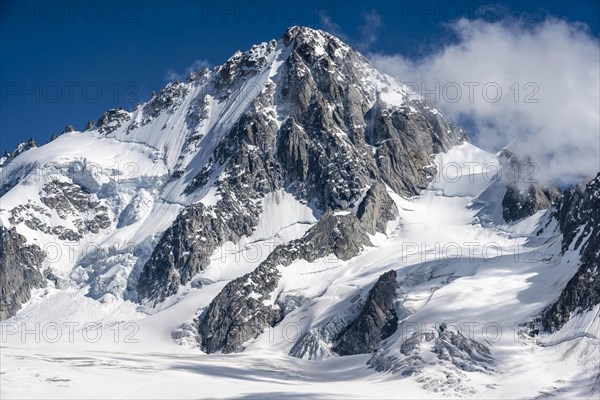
<box><xmin>1</xmin><ymin>0</ymin><xmax>599</xmax><ymax>153</ymax></box>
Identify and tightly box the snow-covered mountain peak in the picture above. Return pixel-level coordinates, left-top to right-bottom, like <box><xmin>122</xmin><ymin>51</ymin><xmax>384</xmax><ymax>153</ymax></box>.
<box><xmin>283</xmin><ymin>25</ymin><xmax>351</xmax><ymax>54</ymax></box>
<box><xmin>1</xmin><ymin>26</ymin><xmax>465</xmax><ymax>306</ymax></box>
<box><xmin>1</xmin><ymin>26</ymin><xmax>598</xmax><ymax>399</ymax></box>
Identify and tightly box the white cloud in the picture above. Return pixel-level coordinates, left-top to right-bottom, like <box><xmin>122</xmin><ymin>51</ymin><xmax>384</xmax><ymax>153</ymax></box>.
<box><xmin>165</xmin><ymin>59</ymin><xmax>212</xmax><ymax>81</ymax></box>
<box><xmin>357</xmin><ymin>9</ymin><xmax>383</xmax><ymax>51</ymax></box>
<box><xmin>369</xmin><ymin>18</ymin><xmax>600</xmax><ymax>186</ymax></box>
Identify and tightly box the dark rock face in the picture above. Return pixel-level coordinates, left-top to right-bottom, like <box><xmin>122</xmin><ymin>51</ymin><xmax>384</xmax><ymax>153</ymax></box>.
<box><xmin>334</xmin><ymin>270</ymin><xmax>399</xmax><ymax>355</ymax></box>
<box><xmin>137</xmin><ymin>198</ymin><xmax>259</xmax><ymax>303</ymax></box>
<box><xmin>137</xmin><ymin>203</ymin><xmax>228</xmax><ymax>303</ymax></box>
<box><xmin>555</xmin><ymin>174</ymin><xmax>600</xmax><ymax>254</ymax></box>
<box><xmin>198</xmin><ymin>262</ymin><xmax>282</xmax><ymax>354</ymax></box>
<box><xmin>199</xmin><ymin>212</ymin><xmax>372</xmax><ymax>354</ymax></box>
<box><xmin>276</xmin><ymin>28</ymin><xmax>464</xmax><ymax>204</ymax></box>
<box><xmin>538</xmin><ymin>173</ymin><xmax>600</xmax><ymax>333</ymax></box>
<box><xmin>498</xmin><ymin>150</ymin><xmax>562</xmax><ymax>222</ymax></box>
<box><xmin>0</xmin><ymin>227</ymin><xmax>47</xmax><ymax>320</ymax></box>
<box><xmin>276</xmin><ymin>211</ymin><xmax>373</xmax><ymax>263</ymax></box>
<box><xmin>96</xmin><ymin>108</ymin><xmax>130</xmax><ymax>134</ymax></box>
<box><xmin>356</xmin><ymin>182</ymin><xmax>398</xmax><ymax>235</ymax></box>
<box><xmin>367</xmin><ymin>101</ymin><xmax>462</xmax><ymax>196</ymax></box>
<box><xmin>502</xmin><ymin>184</ymin><xmax>562</xmax><ymax>222</ymax></box>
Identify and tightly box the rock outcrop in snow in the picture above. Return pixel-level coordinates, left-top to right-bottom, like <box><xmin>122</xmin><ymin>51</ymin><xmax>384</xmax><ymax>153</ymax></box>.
<box><xmin>0</xmin><ymin>138</ymin><xmax>38</xmax><ymax>167</ymax></box>
<box><xmin>137</xmin><ymin>200</ymin><xmax>258</xmax><ymax>303</ymax></box>
<box><xmin>334</xmin><ymin>270</ymin><xmax>399</xmax><ymax>355</ymax></box>
<box><xmin>498</xmin><ymin>150</ymin><xmax>562</xmax><ymax>222</ymax></box>
<box><xmin>538</xmin><ymin>173</ymin><xmax>600</xmax><ymax>332</ymax></box>
<box><xmin>0</xmin><ymin>227</ymin><xmax>46</xmax><ymax>320</ymax></box>
<box><xmin>368</xmin><ymin>323</ymin><xmax>496</xmax><ymax>378</ymax></box>
<box><xmin>356</xmin><ymin>182</ymin><xmax>399</xmax><ymax>235</ymax></box>
<box><xmin>199</xmin><ymin>211</ymin><xmax>373</xmax><ymax>353</ymax></box>
<box><xmin>502</xmin><ymin>184</ymin><xmax>562</xmax><ymax>222</ymax></box>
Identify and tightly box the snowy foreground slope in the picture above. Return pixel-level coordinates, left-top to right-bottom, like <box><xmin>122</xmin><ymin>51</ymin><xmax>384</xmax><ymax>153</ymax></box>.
<box><xmin>1</xmin><ymin>27</ymin><xmax>598</xmax><ymax>399</ymax></box>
